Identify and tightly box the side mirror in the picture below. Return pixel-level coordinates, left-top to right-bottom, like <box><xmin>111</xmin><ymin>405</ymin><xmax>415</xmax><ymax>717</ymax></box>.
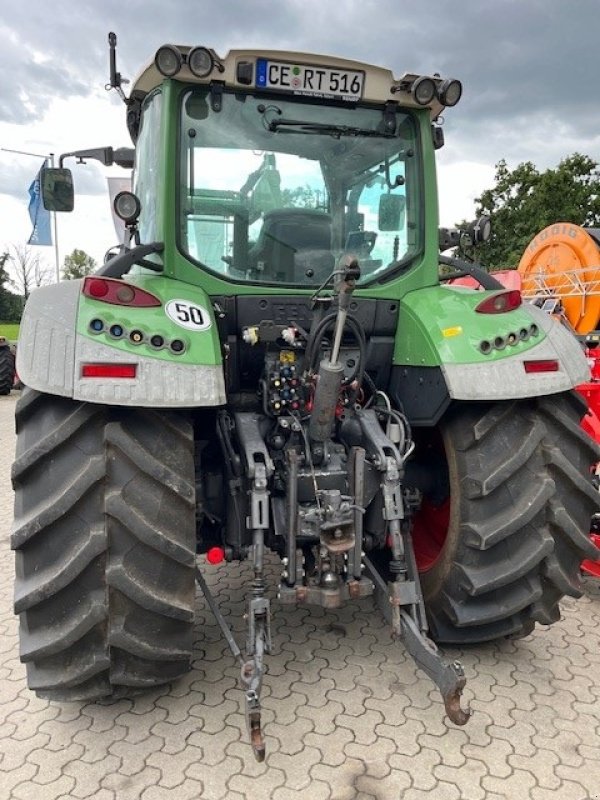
<box><xmin>378</xmin><ymin>194</ymin><xmax>405</xmax><ymax>231</ymax></box>
<box><xmin>41</xmin><ymin>168</ymin><xmax>74</xmax><ymax>212</ymax></box>
<box><xmin>431</xmin><ymin>125</ymin><xmax>445</xmax><ymax>150</ymax></box>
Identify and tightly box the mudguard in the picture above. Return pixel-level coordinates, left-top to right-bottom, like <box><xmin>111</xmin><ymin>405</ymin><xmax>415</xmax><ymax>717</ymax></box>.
<box><xmin>395</xmin><ymin>285</ymin><xmax>589</xmax><ymax>402</ymax></box>
<box><xmin>16</xmin><ymin>277</ymin><xmax>226</xmax><ymax>407</ymax></box>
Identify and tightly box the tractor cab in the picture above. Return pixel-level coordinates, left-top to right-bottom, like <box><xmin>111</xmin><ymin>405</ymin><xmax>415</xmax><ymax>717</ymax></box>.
<box><xmin>41</xmin><ymin>39</ymin><xmax>464</xmax><ymax>297</ymax></box>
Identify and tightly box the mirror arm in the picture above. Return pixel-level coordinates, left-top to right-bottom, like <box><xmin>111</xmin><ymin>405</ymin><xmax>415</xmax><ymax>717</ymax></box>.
<box><xmin>58</xmin><ymin>147</ymin><xmax>134</xmax><ymax>169</ymax></box>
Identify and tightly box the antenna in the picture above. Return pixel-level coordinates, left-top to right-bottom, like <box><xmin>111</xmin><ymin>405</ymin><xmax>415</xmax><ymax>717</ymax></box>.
<box><xmin>106</xmin><ymin>32</ymin><xmax>129</xmax><ymax>103</ymax></box>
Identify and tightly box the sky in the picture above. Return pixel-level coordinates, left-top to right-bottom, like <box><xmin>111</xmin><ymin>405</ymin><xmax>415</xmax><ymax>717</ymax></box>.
<box><xmin>1</xmin><ymin>0</ymin><xmax>600</xmax><ymax>283</ymax></box>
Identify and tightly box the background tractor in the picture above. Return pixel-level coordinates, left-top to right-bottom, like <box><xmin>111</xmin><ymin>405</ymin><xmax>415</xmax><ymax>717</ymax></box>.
<box><xmin>11</xmin><ymin>35</ymin><xmax>600</xmax><ymax>760</ymax></box>
<box><xmin>0</xmin><ymin>336</ymin><xmax>15</xmax><ymax>395</ymax></box>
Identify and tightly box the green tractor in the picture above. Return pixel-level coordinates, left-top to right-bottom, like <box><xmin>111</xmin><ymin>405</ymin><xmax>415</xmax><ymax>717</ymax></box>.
<box><xmin>12</xmin><ymin>34</ymin><xmax>600</xmax><ymax>760</ymax></box>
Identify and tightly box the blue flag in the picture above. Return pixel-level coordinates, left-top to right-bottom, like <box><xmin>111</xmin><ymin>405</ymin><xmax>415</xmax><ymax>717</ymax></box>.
<box><xmin>27</xmin><ymin>159</ymin><xmax>52</xmax><ymax>246</ymax></box>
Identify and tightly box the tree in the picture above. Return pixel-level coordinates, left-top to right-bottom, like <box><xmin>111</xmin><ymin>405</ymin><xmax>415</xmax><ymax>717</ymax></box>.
<box><xmin>6</xmin><ymin>244</ymin><xmax>51</xmax><ymax>302</ymax></box>
<box><xmin>62</xmin><ymin>249</ymin><xmax>97</xmax><ymax>280</ymax></box>
<box><xmin>281</xmin><ymin>185</ymin><xmax>325</xmax><ymax>209</ymax></box>
<box><xmin>0</xmin><ymin>252</ymin><xmax>23</xmax><ymax>321</ymax></box>
<box><xmin>468</xmin><ymin>153</ymin><xmax>600</xmax><ymax>269</ymax></box>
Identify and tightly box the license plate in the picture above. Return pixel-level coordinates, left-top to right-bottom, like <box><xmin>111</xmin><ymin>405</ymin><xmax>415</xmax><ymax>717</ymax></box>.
<box><xmin>256</xmin><ymin>58</ymin><xmax>364</xmax><ymax>102</ymax></box>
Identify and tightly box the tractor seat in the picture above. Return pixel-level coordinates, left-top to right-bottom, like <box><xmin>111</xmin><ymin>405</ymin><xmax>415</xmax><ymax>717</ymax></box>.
<box><xmin>249</xmin><ymin>209</ymin><xmax>333</xmax><ymax>282</ymax></box>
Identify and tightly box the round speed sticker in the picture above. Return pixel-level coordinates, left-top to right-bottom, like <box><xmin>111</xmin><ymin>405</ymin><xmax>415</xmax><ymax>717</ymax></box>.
<box><xmin>165</xmin><ymin>299</ymin><xmax>212</xmax><ymax>331</ymax></box>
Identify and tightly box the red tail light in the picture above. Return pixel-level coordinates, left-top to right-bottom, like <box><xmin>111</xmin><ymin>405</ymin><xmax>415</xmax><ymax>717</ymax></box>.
<box><xmin>523</xmin><ymin>360</ymin><xmax>559</xmax><ymax>374</ymax></box>
<box><xmin>83</xmin><ymin>277</ymin><xmax>161</xmax><ymax>307</ymax></box>
<box><xmin>475</xmin><ymin>290</ymin><xmax>522</xmax><ymax>314</ymax></box>
<box><xmin>82</xmin><ymin>363</ymin><xmax>137</xmax><ymax>378</ymax></box>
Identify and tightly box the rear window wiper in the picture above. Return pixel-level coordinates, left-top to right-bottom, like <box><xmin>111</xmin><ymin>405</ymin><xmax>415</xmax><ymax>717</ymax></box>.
<box><xmin>267</xmin><ymin>118</ymin><xmax>395</xmax><ymax>138</ymax></box>
<box><xmin>258</xmin><ymin>104</ymin><xmax>395</xmax><ymax>138</ymax></box>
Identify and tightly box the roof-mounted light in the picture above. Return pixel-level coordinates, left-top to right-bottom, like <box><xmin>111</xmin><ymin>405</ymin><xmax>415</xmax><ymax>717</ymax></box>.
<box><xmin>155</xmin><ymin>45</ymin><xmax>183</xmax><ymax>77</ymax></box>
<box><xmin>438</xmin><ymin>78</ymin><xmax>463</xmax><ymax>107</ymax></box>
<box><xmin>187</xmin><ymin>46</ymin><xmax>214</xmax><ymax>78</ymax></box>
<box><xmin>469</xmin><ymin>215</ymin><xmax>491</xmax><ymax>245</ymax></box>
<box><xmin>411</xmin><ymin>76</ymin><xmax>437</xmax><ymax>106</ymax></box>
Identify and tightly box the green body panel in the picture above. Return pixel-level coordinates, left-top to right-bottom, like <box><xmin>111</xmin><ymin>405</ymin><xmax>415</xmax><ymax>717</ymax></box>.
<box><xmin>395</xmin><ymin>285</ymin><xmax>544</xmax><ymax>366</ymax></box>
<box><xmin>77</xmin><ymin>275</ymin><xmax>222</xmax><ymax>366</ymax></box>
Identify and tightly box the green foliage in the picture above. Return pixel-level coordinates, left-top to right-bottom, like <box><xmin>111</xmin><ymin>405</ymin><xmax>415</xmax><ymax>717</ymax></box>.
<box><xmin>0</xmin><ymin>252</ymin><xmax>23</xmax><ymax>323</ymax></box>
<box><xmin>281</xmin><ymin>185</ymin><xmax>325</xmax><ymax>209</ymax></box>
<box><xmin>62</xmin><ymin>249</ymin><xmax>97</xmax><ymax>280</ymax></box>
<box><xmin>0</xmin><ymin>323</ymin><xmax>19</xmax><ymax>340</ymax></box>
<box><xmin>469</xmin><ymin>153</ymin><xmax>600</xmax><ymax>269</ymax></box>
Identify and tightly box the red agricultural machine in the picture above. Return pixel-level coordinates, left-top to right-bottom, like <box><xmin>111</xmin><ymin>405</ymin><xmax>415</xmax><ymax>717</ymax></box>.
<box><xmin>519</xmin><ymin>223</ymin><xmax>600</xmax><ymax>577</ymax></box>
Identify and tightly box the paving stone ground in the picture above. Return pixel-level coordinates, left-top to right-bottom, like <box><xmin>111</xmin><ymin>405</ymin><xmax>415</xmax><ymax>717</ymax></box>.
<box><xmin>1</xmin><ymin>390</ymin><xmax>600</xmax><ymax>799</ymax></box>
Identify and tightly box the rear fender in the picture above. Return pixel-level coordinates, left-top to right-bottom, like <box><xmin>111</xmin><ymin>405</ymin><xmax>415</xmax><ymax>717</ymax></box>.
<box><xmin>392</xmin><ymin>287</ymin><xmax>589</xmax><ymax>415</ymax></box>
<box><xmin>16</xmin><ymin>278</ymin><xmax>226</xmax><ymax>407</ymax></box>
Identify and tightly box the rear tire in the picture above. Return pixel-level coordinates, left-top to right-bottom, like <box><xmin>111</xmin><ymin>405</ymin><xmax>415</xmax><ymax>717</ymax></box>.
<box><xmin>0</xmin><ymin>346</ymin><xmax>14</xmax><ymax>395</ymax></box>
<box><xmin>417</xmin><ymin>392</ymin><xmax>600</xmax><ymax>643</ymax></box>
<box><xmin>12</xmin><ymin>388</ymin><xmax>196</xmax><ymax>700</ymax></box>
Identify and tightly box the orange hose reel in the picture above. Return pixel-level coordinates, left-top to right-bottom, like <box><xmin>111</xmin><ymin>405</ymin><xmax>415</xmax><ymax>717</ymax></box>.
<box><xmin>518</xmin><ymin>223</ymin><xmax>600</xmax><ymax>334</ymax></box>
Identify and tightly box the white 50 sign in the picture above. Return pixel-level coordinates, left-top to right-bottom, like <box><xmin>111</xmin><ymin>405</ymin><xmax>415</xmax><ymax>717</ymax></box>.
<box><xmin>165</xmin><ymin>300</ymin><xmax>212</xmax><ymax>331</ymax></box>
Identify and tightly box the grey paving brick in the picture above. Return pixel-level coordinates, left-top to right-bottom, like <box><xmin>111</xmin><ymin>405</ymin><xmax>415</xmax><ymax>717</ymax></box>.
<box><xmin>63</xmin><ymin>754</ymin><xmax>121</xmax><ymax>799</ymax></box>
<box><xmin>141</xmin><ymin>779</ymin><xmax>207</xmax><ymax>800</ymax></box>
<box><xmin>101</xmin><ymin>766</ymin><xmax>162</xmax><ymax>799</ymax></box>
<box><xmin>12</xmin><ymin>774</ymin><xmax>76</xmax><ymax>799</ymax></box>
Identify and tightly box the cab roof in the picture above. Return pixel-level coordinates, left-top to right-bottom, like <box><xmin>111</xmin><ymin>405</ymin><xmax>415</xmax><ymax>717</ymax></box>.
<box><xmin>131</xmin><ymin>46</ymin><xmax>455</xmax><ymax>119</ymax></box>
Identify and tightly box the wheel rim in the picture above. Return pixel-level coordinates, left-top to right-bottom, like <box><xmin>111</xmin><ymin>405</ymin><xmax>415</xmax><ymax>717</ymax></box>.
<box><xmin>412</xmin><ymin>496</ymin><xmax>450</xmax><ymax>571</ymax></box>
<box><xmin>410</xmin><ymin>427</ymin><xmax>451</xmax><ymax>573</ymax></box>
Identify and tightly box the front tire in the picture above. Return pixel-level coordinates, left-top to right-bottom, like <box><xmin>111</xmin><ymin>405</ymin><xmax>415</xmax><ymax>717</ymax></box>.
<box><xmin>414</xmin><ymin>392</ymin><xmax>600</xmax><ymax>643</ymax></box>
<box><xmin>12</xmin><ymin>389</ymin><xmax>196</xmax><ymax>700</ymax></box>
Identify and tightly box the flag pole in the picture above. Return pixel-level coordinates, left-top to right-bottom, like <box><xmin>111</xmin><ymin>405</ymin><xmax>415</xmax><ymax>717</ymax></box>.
<box><xmin>49</xmin><ymin>153</ymin><xmax>60</xmax><ymax>282</ymax></box>
<box><xmin>1</xmin><ymin>146</ymin><xmax>60</xmax><ymax>283</ymax></box>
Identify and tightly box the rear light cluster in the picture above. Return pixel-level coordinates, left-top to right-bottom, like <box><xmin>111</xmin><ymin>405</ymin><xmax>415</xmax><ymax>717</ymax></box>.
<box><xmin>83</xmin><ymin>277</ymin><xmax>161</xmax><ymax>307</ymax></box>
<box><xmin>475</xmin><ymin>290</ymin><xmax>522</xmax><ymax>314</ymax></box>
<box><xmin>479</xmin><ymin>323</ymin><xmax>539</xmax><ymax>355</ymax></box>
<box><xmin>89</xmin><ymin>319</ymin><xmax>186</xmax><ymax>354</ymax></box>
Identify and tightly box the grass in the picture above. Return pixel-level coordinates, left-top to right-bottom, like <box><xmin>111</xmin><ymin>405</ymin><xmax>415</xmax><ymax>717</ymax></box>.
<box><xmin>0</xmin><ymin>323</ymin><xmax>20</xmax><ymax>342</ymax></box>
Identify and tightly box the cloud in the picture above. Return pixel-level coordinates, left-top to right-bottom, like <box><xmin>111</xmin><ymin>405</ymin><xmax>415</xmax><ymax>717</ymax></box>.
<box><xmin>5</xmin><ymin>0</ymin><xmax>600</xmax><ymax>154</ymax></box>
<box><xmin>2</xmin><ymin>0</ymin><xmax>600</xmax><ymax>251</ymax></box>
<box><xmin>0</xmin><ymin>24</ymin><xmax>91</xmax><ymax>125</ymax></box>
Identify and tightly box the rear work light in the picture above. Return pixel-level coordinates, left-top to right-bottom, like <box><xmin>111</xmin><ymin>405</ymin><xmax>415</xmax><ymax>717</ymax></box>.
<box><xmin>83</xmin><ymin>277</ymin><xmax>161</xmax><ymax>307</ymax></box>
<box><xmin>475</xmin><ymin>290</ymin><xmax>522</xmax><ymax>314</ymax></box>
<box><xmin>82</xmin><ymin>363</ymin><xmax>137</xmax><ymax>378</ymax></box>
<box><xmin>523</xmin><ymin>360</ymin><xmax>559</xmax><ymax>374</ymax></box>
